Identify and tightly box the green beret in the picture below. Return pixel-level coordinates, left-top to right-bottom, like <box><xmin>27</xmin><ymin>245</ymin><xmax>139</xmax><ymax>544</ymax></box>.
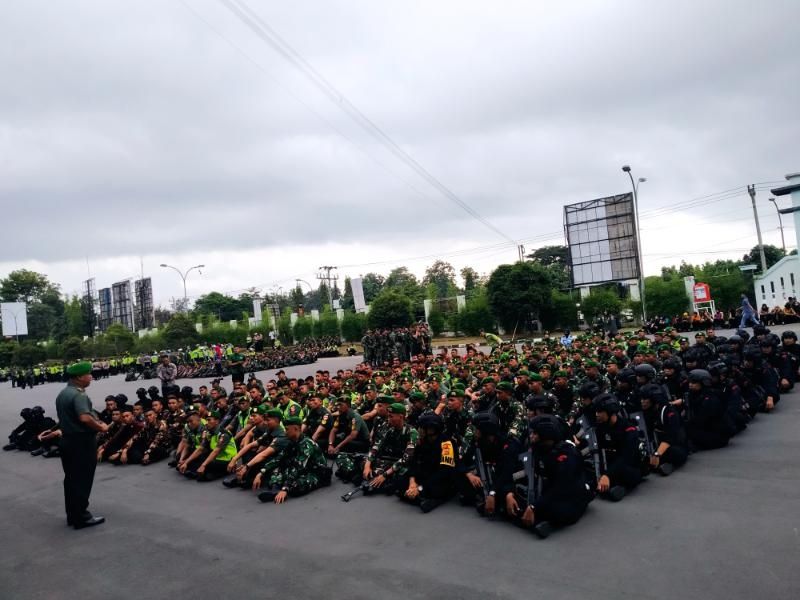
<box><xmin>364</xmin><ymin>384</ymin><xmax>377</xmax><ymax>392</ymax></box>
<box><xmin>554</xmin><ymin>370</ymin><xmax>568</xmax><ymax>378</ymax></box>
<box><xmin>66</xmin><ymin>361</ymin><xmax>92</xmax><ymax>377</ymax></box>
<box><xmin>284</xmin><ymin>416</ymin><xmax>302</xmax><ymax>427</ymax></box>
<box><xmin>448</xmin><ymin>389</ymin><xmax>465</xmax><ymax>398</ymax></box>
<box><xmin>274</xmin><ymin>389</ymin><xmax>285</xmax><ymax>398</ymax></box>
<box><xmin>585</xmin><ymin>360</ymin><xmax>599</xmax><ymax>368</ymax></box>
<box><xmin>253</xmin><ymin>404</ymin><xmax>269</xmax><ymax>416</ymax></box>
<box><xmin>529</xmin><ymin>372</ymin><xmax>543</xmax><ymax>382</ymax></box>
<box><xmin>500</xmin><ymin>353</ymin><xmax>510</xmax><ymax>361</ymax></box>
<box><xmin>658</xmin><ymin>344</ymin><xmax>672</xmax><ymax>351</ymax></box>
<box><xmin>496</xmin><ymin>381</ymin><xmax>514</xmax><ymax>392</ymax></box>
<box><xmin>538</xmin><ymin>364</ymin><xmax>551</xmax><ymax>371</ymax></box>
<box><xmin>336</xmin><ymin>395</ymin><xmax>351</xmax><ymax>405</ymax></box>
<box><xmin>516</xmin><ymin>369</ymin><xmax>530</xmax><ymax>377</ymax></box>
<box><xmin>389</xmin><ymin>403</ymin><xmax>407</xmax><ymax>415</ymax></box>
<box><xmin>208</xmin><ymin>410</ymin><xmax>222</xmax><ymax>419</ymax></box>
<box><xmin>265</xmin><ymin>408</ymin><xmax>283</xmax><ymax>420</ymax></box>
<box><xmin>375</xmin><ymin>394</ymin><xmax>394</xmax><ymax>404</ymax></box>
<box><xmin>480</xmin><ymin>377</ymin><xmax>495</xmax><ymax>386</ymax></box>
<box><xmin>409</xmin><ymin>391</ymin><xmax>426</xmax><ymax>402</ymax></box>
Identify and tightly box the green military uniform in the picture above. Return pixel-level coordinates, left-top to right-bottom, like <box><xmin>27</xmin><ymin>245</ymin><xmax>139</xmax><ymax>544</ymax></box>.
<box><xmin>55</xmin><ymin>362</ymin><xmax>99</xmax><ymax>526</ymax></box>
<box><xmin>268</xmin><ymin>427</ymin><xmax>328</xmax><ymax>497</ymax></box>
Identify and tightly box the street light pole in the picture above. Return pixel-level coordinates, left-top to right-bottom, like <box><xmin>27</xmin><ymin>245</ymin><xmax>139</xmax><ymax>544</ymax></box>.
<box><xmin>160</xmin><ymin>263</ymin><xmax>205</xmax><ymax>311</ymax></box>
<box><xmin>622</xmin><ymin>165</ymin><xmax>647</xmax><ymax>322</ymax></box>
<box><xmin>768</xmin><ymin>197</ymin><xmax>786</xmax><ymax>254</ymax></box>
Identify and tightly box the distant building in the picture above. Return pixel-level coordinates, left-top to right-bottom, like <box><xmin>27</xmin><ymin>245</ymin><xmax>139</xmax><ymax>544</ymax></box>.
<box><xmin>754</xmin><ymin>172</ymin><xmax>800</xmax><ymax>307</ymax></box>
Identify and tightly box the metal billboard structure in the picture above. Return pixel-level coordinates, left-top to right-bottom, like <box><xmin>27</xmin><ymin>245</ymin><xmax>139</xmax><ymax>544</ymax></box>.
<box><xmin>564</xmin><ymin>193</ymin><xmax>640</xmax><ymax>287</ymax></box>
<box><xmin>112</xmin><ymin>280</ymin><xmax>135</xmax><ymax>331</ymax></box>
<box><xmin>81</xmin><ymin>278</ymin><xmax>97</xmax><ymax>336</ymax></box>
<box><xmin>134</xmin><ymin>277</ymin><xmax>155</xmax><ymax>330</ymax></box>
<box><xmin>98</xmin><ymin>287</ymin><xmax>113</xmax><ymax>332</ymax></box>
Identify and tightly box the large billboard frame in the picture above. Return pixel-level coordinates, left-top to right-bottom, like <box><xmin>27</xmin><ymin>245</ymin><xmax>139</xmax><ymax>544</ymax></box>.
<box><xmin>564</xmin><ymin>193</ymin><xmax>640</xmax><ymax>287</ymax></box>
<box><xmin>1</xmin><ymin>302</ymin><xmax>28</xmax><ymax>337</ymax></box>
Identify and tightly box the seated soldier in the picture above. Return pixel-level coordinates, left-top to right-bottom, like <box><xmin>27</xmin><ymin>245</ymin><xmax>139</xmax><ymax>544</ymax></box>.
<box><xmin>180</xmin><ymin>410</ymin><xmax>238</xmax><ymax>481</ymax></box>
<box><xmin>403</xmin><ymin>413</ymin><xmax>458</xmax><ymax>513</ymax></box>
<box><xmin>357</xmin><ymin>403</ymin><xmax>417</xmax><ymax>496</ymax></box>
<box><xmin>592</xmin><ymin>393</ymin><xmax>643</xmax><ymax>501</ymax></box>
<box><xmin>330</xmin><ymin>396</ymin><xmax>371</xmax><ymax>482</ymax></box>
<box><xmin>501</xmin><ymin>415</ymin><xmax>592</xmax><ymax>538</ymax></box>
<box><xmin>257</xmin><ymin>416</ymin><xmax>329</xmax><ymax>503</ymax></box>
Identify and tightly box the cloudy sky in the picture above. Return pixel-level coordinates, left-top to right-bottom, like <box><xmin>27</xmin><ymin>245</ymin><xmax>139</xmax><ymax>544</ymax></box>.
<box><xmin>1</xmin><ymin>0</ymin><xmax>798</xmax><ymax>306</ymax></box>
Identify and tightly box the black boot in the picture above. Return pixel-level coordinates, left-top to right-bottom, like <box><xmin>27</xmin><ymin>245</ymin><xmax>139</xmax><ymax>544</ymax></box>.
<box><xmin>533</xmin><ymin>521</ymin><xmax>553</xmax><ymax>539</ymax></box>
<box><xmin>30</xmin><ymin>447</ymin><xmax>46</xmax><ymax>457</ymax></box>
<box><xmin>607</xmin><ymin>486</ymin><xmax>626</xmax><ymax>502</ymax></box>
<box><xmin>258</xmin><ymin>488</ymin><xmax>280</xmax><ymax>503</ymax></box>
<box><xmin>222</xmin><ymin>474</ymin><xmax>240</xmax><ymax>488</ymax></box>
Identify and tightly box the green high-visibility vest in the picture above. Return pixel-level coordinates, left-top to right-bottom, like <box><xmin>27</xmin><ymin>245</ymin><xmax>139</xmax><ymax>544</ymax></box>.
<box><xmin>209</xmin><ymin>430</ymin><xmax>237</xmax><ymax>462</ymax></box>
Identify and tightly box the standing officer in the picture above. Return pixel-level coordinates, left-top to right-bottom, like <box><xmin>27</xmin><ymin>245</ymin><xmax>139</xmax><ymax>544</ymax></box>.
<box><xmin>55</xmin><ymin>361</ymin><xmax>109</xmax><ymax>529</ymax></box>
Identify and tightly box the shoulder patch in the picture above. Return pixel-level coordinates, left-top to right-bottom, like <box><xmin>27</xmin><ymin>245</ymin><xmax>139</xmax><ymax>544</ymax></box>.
<box><xmin>556</xmin><ymin>454</ymin><xmax>568</xmax><ymax>462</ymax></box>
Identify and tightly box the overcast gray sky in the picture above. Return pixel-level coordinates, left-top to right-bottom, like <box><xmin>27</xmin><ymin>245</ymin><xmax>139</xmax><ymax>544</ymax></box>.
<box><xmin>1</xmin><ymin>0</ymin><xmax>798</xmax><ymax>306</ymax></box>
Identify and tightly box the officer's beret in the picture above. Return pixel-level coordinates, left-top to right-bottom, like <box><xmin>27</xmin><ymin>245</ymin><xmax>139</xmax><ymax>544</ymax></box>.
<box><xmin>480</xmin><ymin>377</ymin><xmax>495</xmax><ymax>386</ymax></box>
<box><xmin>264</xmin><ymin>408</ymin><xmax>283</xmax><ymax>420</ymax></box>
<box><xmin>389</xmin><ymin>403</ymin><xmax>407</xmax><ymax>415</ymax></box>
<box><xmin>585</xmin><ymin>360</ymin><xmax>599</xmax><ymax>368</ymax></box>
<box><xmin>496</xmin><ymin>381</ymin><xmax>514</xmax><ymax>392</ymax></box>
<box><xmin>375</xmin><ymin>394</ymin><xmax>393</xmax><ymax>404</ymax></box>
<box><xmin>554</xmin><ymin>370</ymin><xmax>569</xmax><ymax>378</ymax></box>
<box><xmin>66</xmin><ymin>361</ymin><xmax>92</xmax><ymax>377</ymax></box>
<box><xmin>336</xmin><ymin>395</ymin><xmax>351</xmax><ymax>405</ymax></box>
<box><xmin>284</xmin><ymin>416</ymin><xmax>302</xmax><ymax>427</ymax></box>
<box><xmin>529</xmin><ymin>372</ymin><xmax>543</xmax><ymax>382</ymax></box>
<box><xmin>409</xmin><ymin>391</ymin><xmax>426</xmax><ymax>402</ymax></box>
<box><xmin>448</xmin><ymin>389</ymin><xmax>465</xmax><ymax>398</ymax></box>
<box><xmin>208</xmin><ymin>410</ymin><xmax>222</xmax><ymax>419</ymax></box>
<box><xmin>253</xmin><ymin>404</ymin><xmax>269</xmax><ymax>416</ymax></box>
<box><xmin>364</xmin><ymin>384</ymin><xmax>377</xmax><ymax>392</ymax></box>
<box><xmin>516</xmin><ymin>369</ymin><xmax>530</xmax><ymax>377</ymax></box>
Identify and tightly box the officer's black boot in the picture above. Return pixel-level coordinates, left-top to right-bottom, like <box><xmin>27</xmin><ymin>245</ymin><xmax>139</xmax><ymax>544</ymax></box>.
<box><xmin>2</xmin><ymin>443</ymin><xmax>16</xmax><ymax>451</ymax></box>
<box><xmin>258</xmin><ymin>487</ymin><xmax>280</xmax><ymax>503</ymax></box>
<box><xmin>30</xmin><ymin>447</ymin><xmax>46</xmax><ymax>457</ymax></box>
<box><xmin>222</xmin><ymin>474</ymin><xmax>239</xmax><ymax>488</ymax></box>
<box><xmin>607</xmin><ymin>486</ymin><xmax>626</xmax><ymax>502</ymax></box>
<box><xmin>658</xmin><ymin>463</ymin><xmax>674</xmax><ymax>476</ymax></box>
<box><xmin>533</xmin><ymin>521</ymin><xmax>553</xmax><ymax>539</ymax></box>
<box><xmin>419</xmin><ymin>497</ymin><xmax>446</xmax><ymax>513</ymax></box>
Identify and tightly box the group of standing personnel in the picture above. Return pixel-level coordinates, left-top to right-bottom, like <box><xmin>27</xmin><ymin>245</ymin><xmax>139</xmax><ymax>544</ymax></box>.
<box><xmin>6</xmin><ymin>322</ymin><xmax>793</xmax><ymax>536</ymax></box>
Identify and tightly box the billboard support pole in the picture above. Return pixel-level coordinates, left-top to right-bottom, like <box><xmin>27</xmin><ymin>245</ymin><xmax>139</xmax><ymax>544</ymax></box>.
<box><xmin>623</xmin><ymin>166</ymin><xmax>647</xmax><ymax>322</ymax></box>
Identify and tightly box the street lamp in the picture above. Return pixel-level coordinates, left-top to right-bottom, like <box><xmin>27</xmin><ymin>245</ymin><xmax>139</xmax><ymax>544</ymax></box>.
<box><xmin>160</xmin><ymin>263</ymin><xmax>205</xmax><ymax>311</ymax></box>
<box><xmin>622</xmin><ymin>165</ymin><xmax>647</xmax><ymax>322</ymax></box>
<box><xmin>768</xmin><ymin>197</ymin><xmax>787</xmax><ymax>254</ymax></box>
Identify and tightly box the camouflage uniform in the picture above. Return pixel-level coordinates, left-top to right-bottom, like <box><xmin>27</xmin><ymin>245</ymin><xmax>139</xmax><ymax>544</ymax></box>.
<box><xmin>333</xmin><ymin>408</ymin><xmax>370</xmax><ymax>481</ymax></box>
<box><xmin>362</xmin><ymin>422</ymin><xmax>418</xmax><ymax>492</ymax></box>
<box><xmin>489</xmin><ymin>399</ymin><xmax>526</xmax><ymax>441</ymax></box>
<box><xmin>268</xmin><ymin>435</ymin><xmax>328</xmax><ymax>496</ymax></box>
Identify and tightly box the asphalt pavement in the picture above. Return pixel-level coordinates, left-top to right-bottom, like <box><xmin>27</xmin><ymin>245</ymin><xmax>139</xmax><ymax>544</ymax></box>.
<box><xmin>1</xmin><ymin>329</ymin><xmax>799</xmax><ymax>600</ymax></box>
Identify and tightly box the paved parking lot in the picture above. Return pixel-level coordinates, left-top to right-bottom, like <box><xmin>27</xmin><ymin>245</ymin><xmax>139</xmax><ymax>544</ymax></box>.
<box><xmin>1</xmin><ymin>334</ymin><xmax>799</xmax><ymax>600</ymax></box>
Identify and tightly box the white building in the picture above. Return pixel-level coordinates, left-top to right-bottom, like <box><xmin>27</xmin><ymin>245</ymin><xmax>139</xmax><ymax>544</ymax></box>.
<box><xmin>753</xmin><ymin>172</ymin><xmax>800</xmax><ymax>307</ymax></box>
<box><xmin>753</xmin><ymin>255</ymin><xmax>800</xmax><ymax>307</ymax></box>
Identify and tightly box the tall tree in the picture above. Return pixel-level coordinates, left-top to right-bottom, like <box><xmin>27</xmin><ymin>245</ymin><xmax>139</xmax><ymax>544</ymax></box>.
<box><xmin>360</xmin><ymin>273</ymin><xmax>385</xmax><ymax>303</ymax></box>
<box><xmin>486</xmin><ymin>262</ymin><xmax>553</xmax><ymax>332</ymax></box>
<box><xmin>527</xmin><ymin>245</ymin><xmax>570</xmax><ymax>289</ymax></box>
<box><xmin>742</xmin><ymin>244</ymin><xmax>785</xmax><ymax>270</ymax></box>
<box><xmin>460</xmin><ymin>267</ymin><xmax>481</xmax><ymax>297</ymax></box>
<box><xmin>0</xmin><ymin>269</ymin><xmax>60</xmax><ymax>303</ymax></box>
<box><xmin>423</xmin><ymin>260</ymin><xmax>457</xmax><ymax>299</ymax></box>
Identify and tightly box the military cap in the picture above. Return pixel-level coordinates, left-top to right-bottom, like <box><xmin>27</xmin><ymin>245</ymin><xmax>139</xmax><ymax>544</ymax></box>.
<box><xmin>336</xmin><ymin>395</ymin><xmax>352</xmax><ymax>405</ymax></box>
<box><xmin>364</xmin><ymin>383</ymin><xmax>377</xmax><ymax>392</ymax></box>
<box><xmin>388</xmin><ymin>403</ymin><xmax>407</xmax><ymax>415</ymax></box>
<box><xmin>658</xmin><ymin>344</ymin><xmax>672</xmax><ymax>351</ymax></box>
<box><xmin>553</xmin><ymin>370</ymin><xmax>569</xmax><ymax>378</ymax></box>
<box><xmin>585</xmin><ymin>359</ymin><xmax>599</xmax><ymax>368</ymax></box>
<box><xmin>264</xmin><ymin>408</ymin><xmax>283</xmax><ymax>420</ymax></box>
<box><xmin>529</xmin><ymin>372</ymin><xmax>543</xmax><ymax>382</ymax></box>
<box><xmin>409</xmin><ymin>391</ymin><xmax>426</xmax><ymax>403</ymax></box>
<box><xmin>516</xmin><ymin>368</ymin><xmax>531</xmax><ymax>377</ymax></box>
<box><xmin>208</xmin><ymin>410</ymin><xmax>222</xmax><ymax>419</ymax></box>
<box><xmin>375</xmin><ymin>394</ymin><xmax>394</xmax><ymax>404</ymax></box>
<box><xmin>448</xmin><ymin>389</ymin><xmax>465</xmax><ymax>398</ymax></box>
<box><xmin>66</xmin><ymin>361</ymin><xmax>92</xmax><ymax>376</ymax></box>
<box><xmin>283</xmin><ymin>416</ymin><xmax>303</xmax><ymax>427</ymax></box>
<box><xmin>480</xmin><ymin>377</ymin><xmax>495</xmax><ymax>386</ymax></box>
<box><xmin>253</xmin><ymin>404</ymin><xmax>269</xmax><ymax>416</ymax></box>
<box><xmin>496</xmin><ymin>381</ymin><xmax>514</xmax><ymax>392</ymax></box>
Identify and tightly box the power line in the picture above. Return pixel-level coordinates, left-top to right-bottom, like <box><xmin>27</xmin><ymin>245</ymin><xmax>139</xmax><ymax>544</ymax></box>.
<box><xmin>217</xmin><ymin>0</ymin><xmax>515</xmax><ymax>244</ymax></box>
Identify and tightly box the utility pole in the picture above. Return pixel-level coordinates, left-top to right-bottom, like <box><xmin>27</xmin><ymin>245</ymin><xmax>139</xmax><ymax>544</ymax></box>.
<box><xmin>517</xmin><ymin>244</ymin><xmax>525</xmax><ymax>262</ymax></box>
<box><xmin>317</xmin><ymin>266</ymin><xmax>338</xmax><ymax>308</ymax></box>
<box><xmin>748</xmin><ymin>184</ymin><xmax>768</xmax><ymax>272</ymax></box>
